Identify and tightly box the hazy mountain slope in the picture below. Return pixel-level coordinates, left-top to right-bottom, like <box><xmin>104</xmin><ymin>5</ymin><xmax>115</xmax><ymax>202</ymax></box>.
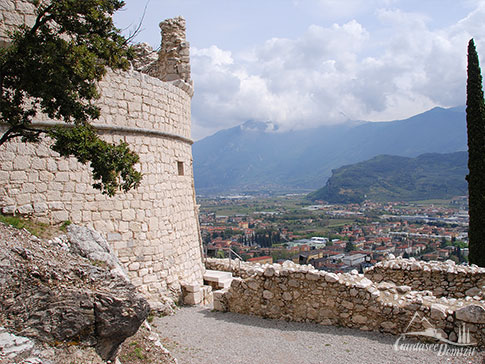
<box><xmin>308</xmin><ymin>152</ymin><xmax>468</xmax><ymax>203</ymax></box>
<box><xmin>193</xmin><ymin>107</ymin><xmax>466</xmax><ymax>194</ymax></box>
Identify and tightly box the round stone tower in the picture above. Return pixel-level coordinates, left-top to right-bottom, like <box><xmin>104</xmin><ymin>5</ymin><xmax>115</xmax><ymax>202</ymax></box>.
<box><xmin>0</xmin><ymin>2</ymin><xmax>205</xmax><ymax>304</ymax></box>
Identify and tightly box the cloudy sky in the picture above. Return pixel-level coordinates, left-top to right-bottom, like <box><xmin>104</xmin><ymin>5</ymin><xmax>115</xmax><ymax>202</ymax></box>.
<box><xmin>114</xmin><ymin>0</ymin><xmax>485</xmax><ymax>140</ymax></box>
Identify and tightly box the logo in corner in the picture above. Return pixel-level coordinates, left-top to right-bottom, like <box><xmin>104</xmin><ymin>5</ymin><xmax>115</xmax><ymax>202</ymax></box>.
<box><xmin>394</xmin><ymin>311</ymin><xmax>477</xmax><ymax>351</ymax></box>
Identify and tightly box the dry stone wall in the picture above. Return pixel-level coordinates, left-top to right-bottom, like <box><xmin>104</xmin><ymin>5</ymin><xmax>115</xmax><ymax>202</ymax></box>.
<box><xmin>210</xmin><ymin>258</ymin><xmax>485</xmax><ymax>348</ymax></box>
<box><xmin>205</xmin><ymin>257</ymin><xmax>263</xmax><ymax>279</ymax></box>
<box><xmin>0</xmin><ymin>0</ymin><xmax>204</xmax><ymax>304</ymax></box>
<box><xmin>364</xmin><ymin>257</ymin><xmax>485</xmax><ymax>298</ymax></box>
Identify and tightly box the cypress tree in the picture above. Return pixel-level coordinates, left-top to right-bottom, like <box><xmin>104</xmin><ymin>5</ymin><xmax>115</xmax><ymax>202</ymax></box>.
<box><xmin>466</xmin><ymin>39</ymin><xmax>485</xmax><ymax>267</ymax></box>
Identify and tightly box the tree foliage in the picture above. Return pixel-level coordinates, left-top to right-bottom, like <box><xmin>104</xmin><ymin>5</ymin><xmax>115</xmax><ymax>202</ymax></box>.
<box><xmin>345</xmin><ymin>241</ymin><xmax>355</xmax><ymax>253</ymax></box>
<box><xmin>466</xmin><ymin>39</ymin><xmax>485</xmax><ymax>267</ymax></box>
<box><xmin>254</xmin><ymin>229</ymin><xmax>281</xmax><ymax>248</ymax></box>
<box><xmin>309</xmin><ymin>152</ymin><xmax>468</xmax><ymax>203</ymax></box>
<box><xmin>0</xmin><ymin>0</ymin><xmax>142</xmax><ymax>196</ymax></box>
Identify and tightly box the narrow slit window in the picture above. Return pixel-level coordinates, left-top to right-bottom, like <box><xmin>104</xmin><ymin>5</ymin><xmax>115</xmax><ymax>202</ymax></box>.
<box><xmin>177</xmin><ymin>161</ymin><xmax>184</xmax><ymax>176</ymax></box>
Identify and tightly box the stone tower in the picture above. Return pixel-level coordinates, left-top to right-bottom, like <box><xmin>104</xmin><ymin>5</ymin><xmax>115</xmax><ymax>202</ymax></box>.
<box><xmin>0</xmin><ymin>2</ymin><xmax>205</xmax><ymax>306</ymax></box>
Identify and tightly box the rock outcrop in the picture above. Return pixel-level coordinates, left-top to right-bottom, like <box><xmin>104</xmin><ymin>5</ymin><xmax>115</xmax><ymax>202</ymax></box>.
<box><xmin>0</xmin><ymin>223</ymin><xmax>150</xmax><ymax>362</ymax></box>
<box><xmin>66</xmin><ymin>224</ymin><xmax>128</xmax><ymax>279</ymax></box>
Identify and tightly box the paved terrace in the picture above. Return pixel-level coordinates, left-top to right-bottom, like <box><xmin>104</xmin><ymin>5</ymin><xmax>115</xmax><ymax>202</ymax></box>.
<box><xmin>154</xmin><ymin>306</ymin><xmax>482</xmax><ymax>364</ymax></box>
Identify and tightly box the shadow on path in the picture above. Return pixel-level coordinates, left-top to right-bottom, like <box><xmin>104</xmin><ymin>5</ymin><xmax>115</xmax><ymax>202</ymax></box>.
<box><xmin>197</xmin><ymin>306</ymin><xmax>399</xmax><ymax>346</ymax></box>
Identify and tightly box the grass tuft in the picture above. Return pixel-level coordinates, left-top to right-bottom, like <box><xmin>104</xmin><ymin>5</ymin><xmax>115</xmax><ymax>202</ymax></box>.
<box><xmin>0</xmin><ymin>214</ymin><xmax>65</xmax><ymax>238</ymax></box>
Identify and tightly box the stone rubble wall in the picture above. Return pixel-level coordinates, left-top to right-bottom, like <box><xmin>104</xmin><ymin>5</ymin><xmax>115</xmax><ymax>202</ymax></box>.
<box><xmin>364</xmin><ymin>257</ymin><xmax>485</xmax><ymax>298</ymax></box>
<box><xmin>210</xmin><ymin>258</ymin><xmax>485</xmax><ymax>347</ymax></box>
<box><xmin>205</xmin><ymin>257</ymin><xmax>269</xmax><ymax>279</ymax></box>
<box><xmin>158</xmin><ymin>17</ymin><xmax>192</xmax><ymax>84</ymax></box>
<box><xmin>0</xmin><ymin>0</ymin><xmax>204</xmax><ymax>304</ymax></box>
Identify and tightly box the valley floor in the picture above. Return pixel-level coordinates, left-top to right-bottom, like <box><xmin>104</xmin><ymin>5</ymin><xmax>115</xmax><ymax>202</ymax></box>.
<box><xmin>154</xmin><ymin>306</ymin><xmax>482</xmax><ymax>364</ymax></box>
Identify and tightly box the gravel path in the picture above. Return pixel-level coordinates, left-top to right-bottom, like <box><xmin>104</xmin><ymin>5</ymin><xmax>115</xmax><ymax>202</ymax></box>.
<box><xmin>154</xmin><ymin>306</ymin><xmax>482</xmax><ymax>364</ymax></box>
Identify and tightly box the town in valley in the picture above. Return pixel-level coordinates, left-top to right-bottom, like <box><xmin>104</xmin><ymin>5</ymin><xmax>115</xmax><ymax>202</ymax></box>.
<box><xmin>199</xmin><ymin>194</ymin><xmax>469</xmax><ymax>272</ymax></box>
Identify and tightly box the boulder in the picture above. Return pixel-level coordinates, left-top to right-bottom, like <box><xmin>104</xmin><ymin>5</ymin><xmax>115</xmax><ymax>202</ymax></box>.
<box><xmin>352</xmin><ymin>314</ymin><xmax>367</xmax><ymax>324</ymax></box>
<box><xmin>465</xmin><ymin>287</ymin><xmax>482</xmax><ymax>297</ymax></box>
<box><xmin>94</xmin><ymin>291</ymin><xmax>149</xmax><ymax>360</ymax></box>
<box><xmin>264</xmin><ymin>267</ymin><xmax>275</xmax><ymax>277</ymax></box>
<box><xmin>455</xmin><ymin>304</ymin><xmax>485</xmax><ymax>324</ymax></box>
<box><xmin>396</xmin><ymin>285</ymin><xmax>411</xmax><ymax>294</ymax></box>
<box><xmin>324</xmin><ymin>273</ymin><xmax>339</xmax><ymax>283</ymax></box>
<box><xmin>247</xmin><ymin>280</ymin><xmax>260</xmax><ymax>290</ymax></box>
<box><xmin>355</xmin><ymin>278</ymin><xmax>373</xmax><ymax>289</ymax></box>
<box><xmin>0</xmin><ymin>326</ymin><xmax>35</xmax><ymax>361</ymax></box>
<box><xmin>380</xmin><ymin>321</ymin><xmax>396</xmax><ymax>330</ymax></box>
<box><xmin>0</xmin><ymin>223</ymin><xmax>149</xmax><ymax>362</ymax></box>
<box><xmin>262</xmin><ymin>290</ymin><xmax>274</xmax><ymax>300</ymax></box>
<box><xmin>430</xmin><ymin>303</ymin><xmax>447</xmax><ymax>320</ymax></box>
<box><xmin>67</xmin><ymin>224</ymin><xmax>127</xmax><ymax>278</ymax></box>
<box><xmin>282</xmin><ymin>292</ymin><xmax>292</xmax><ymax>301</ymax></box>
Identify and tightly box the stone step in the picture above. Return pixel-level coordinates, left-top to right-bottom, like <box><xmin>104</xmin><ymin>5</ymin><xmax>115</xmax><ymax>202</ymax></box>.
<box><xmin>204</xmin><ymin>270</ymin><xmax>234</xmax><ymax>290</ymax></box>
<box><xmin>218</xmin><ymin>278</ymin><xmax>233</xmax><ymax>289</ymax></box>
<box><xmin>182</xmin><ymin>283</ymin><xmax>213</xmax><ymax>306</ymax></box>
<box><xmin>203</xmin><ymin>270</ymin><xmax>233</xmax><ymax>283</ymax></box>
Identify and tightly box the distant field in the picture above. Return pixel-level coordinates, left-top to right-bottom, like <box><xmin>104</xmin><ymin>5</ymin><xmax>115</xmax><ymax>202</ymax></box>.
<box><xmin>407</xmin><ymin>199</ymin><xmax>455</xmax><ymax>206</ymax></box>
<box><xmin>198</xmin><ymin>195</ymin><xmax>361</xmax><ymax>239</ymax></box>
<box><xmin>198</xmin><ymin>195</ymin><xmax>309</xmax><ymax>216</ymax></box>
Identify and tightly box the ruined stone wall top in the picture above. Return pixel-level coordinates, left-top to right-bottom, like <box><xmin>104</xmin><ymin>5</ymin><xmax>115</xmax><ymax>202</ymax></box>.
<box><xmin>208</xmin><ymin>257</ymin><xmax>485</xmax><ymax>348</ymax></box>
<box><xmin>0</xmin><ymin>2</ymin><xmax>193</xmax><ymax>96</ymax></box>
<box><xmin>130</xmin><ymin>16</ymin><xmax>193</xmax><ymax>96</ymax></box>
<box><xmin>158</xmin><ymin>17</ymin><xmax>191</xmax><ymax>84</ymax></box>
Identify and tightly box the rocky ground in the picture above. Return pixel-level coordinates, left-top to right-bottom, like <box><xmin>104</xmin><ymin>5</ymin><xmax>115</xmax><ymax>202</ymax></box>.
<box><xmin>118</xmin><ymin>322</ymin><xmax>177</xmax><ymax>364</ymax></box>
<box><xmin>0</xmin><ymin>321</ymin><xmax>178</xmax><ymax>364</ymax></box>
<box><xmin>0</xmin><ymin>221</ymin><xmax>160</xmax><ymax>364</ymax></box>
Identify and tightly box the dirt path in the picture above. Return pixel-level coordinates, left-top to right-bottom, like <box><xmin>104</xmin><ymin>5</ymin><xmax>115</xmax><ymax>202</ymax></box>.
<box><xmin>153</xmin><ymin>306</ymin><xmax>482</xmax><ymax>364</ymax></box>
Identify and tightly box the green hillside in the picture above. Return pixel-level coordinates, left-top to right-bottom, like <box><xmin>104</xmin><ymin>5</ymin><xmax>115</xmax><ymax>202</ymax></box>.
<box><xmin>308</xmin><ymin>152</ymin><xmax>468</xmax><ymax>203</ymax></box>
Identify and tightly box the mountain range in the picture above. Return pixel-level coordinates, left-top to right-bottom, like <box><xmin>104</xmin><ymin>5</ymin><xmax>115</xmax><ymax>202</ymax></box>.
<box><xmin>192</xmin><ymin>106</ymin><xmax>467</xmax><ymax>195</ymax></box>
<box><xmin>308</xmin><ymin>152</ymin><xmax>468</xmax><ymax>203</ymax></box>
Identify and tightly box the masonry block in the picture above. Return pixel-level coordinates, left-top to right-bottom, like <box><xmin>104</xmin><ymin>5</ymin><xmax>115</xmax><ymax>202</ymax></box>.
<box><xmin>184</xmin><ymin>291</ymin><xmax>202</xmax><ymax>306</ymax></box>
<box><xmin>182</xmin><ymin>283</ymin><xmax>201</xmax><ymax>293</ymax></box>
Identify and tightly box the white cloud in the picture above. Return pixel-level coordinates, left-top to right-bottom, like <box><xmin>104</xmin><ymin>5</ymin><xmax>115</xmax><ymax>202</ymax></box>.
<box><xmin>190</xmin><ymin>3</ymin><xmax>485</xmax><ymax>140</ymax></box>
<box><xmin>192</xmin><ymin>46</ymin><xmax>234</xmax><ymax>66</ymax></box>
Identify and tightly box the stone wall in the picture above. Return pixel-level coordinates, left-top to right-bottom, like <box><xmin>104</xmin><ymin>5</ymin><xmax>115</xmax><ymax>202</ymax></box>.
<box><xmin>205</xmin><ymin>257</ymin><xmax>267</xmax><ymax>279</ymax></box>
<box><xmin>364</xmin><ymin>257</ymin><xmax>485</xmax><ymax>298</ymax></box>
<box><xmin>0</xmin><ymin>0</ymin><xmax>36</xmax><ymax>47</ymax></box>
<box><xmin>149</xmin><ymin>17</ymin><xmax>192</xmax><ymax>85</ymax></box>
<box><xmin>210</xmin><ymin>258</ymin><xmax>485</xmax><ymax>348</ymax></box>
<box><xmin>0</xmin><ymin>0</ymin><xmax>204</xmax><ymax>305</ymax></box>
